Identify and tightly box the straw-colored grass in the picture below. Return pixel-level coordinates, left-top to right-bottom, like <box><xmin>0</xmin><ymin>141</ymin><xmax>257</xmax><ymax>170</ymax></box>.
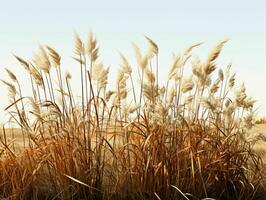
<box><xmin>0</xmin><ymin>33</ymin><xmax>265</xmax><ymax>200</ymax></box>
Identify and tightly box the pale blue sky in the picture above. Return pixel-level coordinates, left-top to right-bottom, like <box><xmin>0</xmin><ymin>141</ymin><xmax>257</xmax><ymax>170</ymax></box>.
<box><xmin>0</xmin><ymin>0</ymin><xmax>266</xmax><ymax>119</ymax></box>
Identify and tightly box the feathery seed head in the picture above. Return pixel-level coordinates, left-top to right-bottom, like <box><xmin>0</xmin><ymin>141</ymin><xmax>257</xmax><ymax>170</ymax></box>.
<box><xmin>225</xmin><ymin>62</ymin><xmax>232</xmax><ymax>77</ymax></box>
<box><xmin>201</xmin><ymin>96</ymin><xmax>221</xmax><ymax>112</ymax></box>
<box><xmin>218</xmin><ymin>69</ymin><xmax>224</xmax><ymax>81</ymax></box>
<box><xmin>142</xmin><ymin>83</ymin><xmax>159</xmax><ymax>101</ymax></box>
<box><xmin>181</xmin><ymin>76</ymin><xmax>194</xmax><ymax>93</ymax></box>
<box><xmin>105</xmin><ymin>90</ymin><xmax>115</xmax><ymax>102</ymax></box>
<box><xmin>202</xmin><ymin>39</ymin><xmax>228</xmax><ymax>77</ymax></box>
<box><xmin>5</xmin><ymin>68</ymin><xmax>17</xmax><ymax>82</ymax></box>
<box><xmin>46</xmin><ymin>45</ymin><xmax>61</xmax><ymax>67</ymax></box>
<box><xmin>116</xmin><ymin>69</ymin><xmax>128</xmax><ymax>101</ymax></box>
<box><xmin>184</xmin><ymin>42</ymin><xmax>203</xmax><ymax>56</ymax></box>
<box><xmin>202</xmin><ymin>62</ymin><xmax>216</xmax><ymax>76</ymax></box>
<box><xmin>235</xmin><ymin>83</ymin><xmax>247</xmax><ymax>107</ymax></box>
<box><xmin>119</xmin><ymin>53</ymin><xmax>132</xmax><ymax>75</ymax></box>
<box><xmin>65</xmin><ymin>71</ymin><xmax>72</xmax><ymax>80</ymax></box>
<box><xmin>206</xmin><ymin>39</ymin><xmax>229</xmax><ymax>64</ymax></box>
<box><xmin>98</xmin><ymin>66</ymin><xmax>109</xmax><ymax>89</ymax></box>
<box><xmin>86</xmin><ymin>32</ymin><xmax>97</xmax><ymax>54</ymax></box>
<box><xmin>243</xmin><ymin>97</ymin><xmax>256</xmax><ymax>110</ymax></box>
<box><xmin>33</xmin><ymin>46</ymin><xmax>51</xmax><ymax>73</ymax></box>
<box><xmin>153</xmin><ymin>101</ymin><xmax>170</xmax><ymax>124</ymax></box>
<box><xmin>192</xmin><ymin>57</ymin><xmax>202</xmax><ymax>78</ymax></box>
<box><xmin>168</xmin><ymin>54</ymin><xmax>181</xmax><ymax>80</ymax></box>
<box><xmin>228</xmin><ymin>73</ymin><xmax>236</xmax><ymax>88</ymax></box>
<box><xmin>144</xmin><ymin>35</ymin><xmax>159</xmax><ymax>58</ymax></box>
<box><xmin>225</xmin><ymin>100</ymin><xmax>235</xmax><ymax>115</ymax></box>
<box><xmin>84</xmin><ymin>31</ymin><xmax>99</xmax><ymax>62</ymax></box>
<box><xmin>1</xmin><ymin>80</ymin><xmax>17</xmax><ymax>99</ymax></box>
<box><xmin>144</xmin><ymin>67</ymin><xmax>155</xmax><ymax>84</ymax></box>
<box><xmin>91</xmin><ymin>47</ymin><xmax>99</xmax><ymax>62</ymax></box>
<box><xmin>210</xmin><ymin>78</ymin><xmax>221</xmax><ymax>94</ymax></box>
<box><xmin>123</xmin><ymin>103</ymin><xmax>140</xmax><ymax>115</ymax></box>
<box><xmin>74</xmin><ymin>33</ymin><xmax>84</xmax><ymax>55</ymax></box>
<box><xmin>13</xmin><ymin>54</ymin><xmax>30</xmax><ymax>72</ymax></box>
<box><xmin>29</xmin><ymin>65</ymin><xmax>44</xmax><ymax>86</ymax></box>
<box><xmin>132</xmin><ymin>43</ymin><xmax>148</xmax><ymax>70</ymax></box>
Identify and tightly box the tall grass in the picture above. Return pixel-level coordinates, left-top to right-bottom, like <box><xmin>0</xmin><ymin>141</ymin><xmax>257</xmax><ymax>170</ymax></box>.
<box><xmin>0</xmin><ymin>33</ymin><xmax>264</xmax><ymax>200</ymax></box>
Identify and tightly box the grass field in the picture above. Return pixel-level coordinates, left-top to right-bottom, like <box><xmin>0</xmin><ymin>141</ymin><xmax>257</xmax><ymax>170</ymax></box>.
<box><xmin>1</xmin><ymin>125</ymin><xmax>266</xmax><ymax>199</ymax></box>
<box><xmin>2</xmin><ymin>125</ymin><xmax>266</xmax><ymax>156</ymax></box>
<box><xmin>248</xmin><ymin>124</ymin><xmax>266</xmax><ymax>163</ymax></box>
<box><xmin>0</xmin><ymin>34</ymin><xmax>265</xmax><ymax>199</ymax></box>
<box><xmin>0</xmin><ymin>128</ymin><xmax>25</xmax><ymax>148</ymax></box>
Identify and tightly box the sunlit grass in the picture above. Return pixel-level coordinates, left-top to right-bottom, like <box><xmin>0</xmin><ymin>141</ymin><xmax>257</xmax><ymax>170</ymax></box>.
<box><xmin>0</xmin><ymin>32</ymin><xmax>265</xmax><ymax>199</ymax></box>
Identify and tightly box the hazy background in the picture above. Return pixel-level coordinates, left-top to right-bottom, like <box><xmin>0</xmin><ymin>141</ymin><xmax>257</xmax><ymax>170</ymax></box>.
<box><xmin>0</xmin><ymin>0</ymin><xmax>265</xmax><ymax>122</ymax></box>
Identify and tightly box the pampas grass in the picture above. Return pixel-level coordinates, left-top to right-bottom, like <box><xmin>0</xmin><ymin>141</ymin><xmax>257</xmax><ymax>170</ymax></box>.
<box><xmin>0</xmin><ymin>33</ymin><xmax>265</xmax><ymax>200</ymax></box>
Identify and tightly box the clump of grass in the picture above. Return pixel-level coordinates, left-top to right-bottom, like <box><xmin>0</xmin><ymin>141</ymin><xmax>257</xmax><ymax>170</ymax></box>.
<box><xmin>0</xmin><ymin>33</ymin><xmax>264</xmax><ymax>200</ymax></box>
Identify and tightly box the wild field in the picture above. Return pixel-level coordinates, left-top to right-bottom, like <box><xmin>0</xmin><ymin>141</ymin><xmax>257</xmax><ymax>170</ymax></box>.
<box><xmin>247</xmin><ymin>124</ymin><xmax>266</xmax><ymax>164</ymax></box>
<box><xmin>0</xmin><ymin>33</ymin><xmax>265</xmax><ymax>200</ymax></box>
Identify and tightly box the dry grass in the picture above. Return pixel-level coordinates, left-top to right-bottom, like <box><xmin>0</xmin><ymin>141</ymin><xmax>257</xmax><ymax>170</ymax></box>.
<box><xmin>247</xmin><ymin>125</ymin><xmax>266</xmax><ymax>163</ymax></box>
<box><xmin>0</xmin><ymin>33</ymin><xmax>265</xmax><ymax>200</ymax></box>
